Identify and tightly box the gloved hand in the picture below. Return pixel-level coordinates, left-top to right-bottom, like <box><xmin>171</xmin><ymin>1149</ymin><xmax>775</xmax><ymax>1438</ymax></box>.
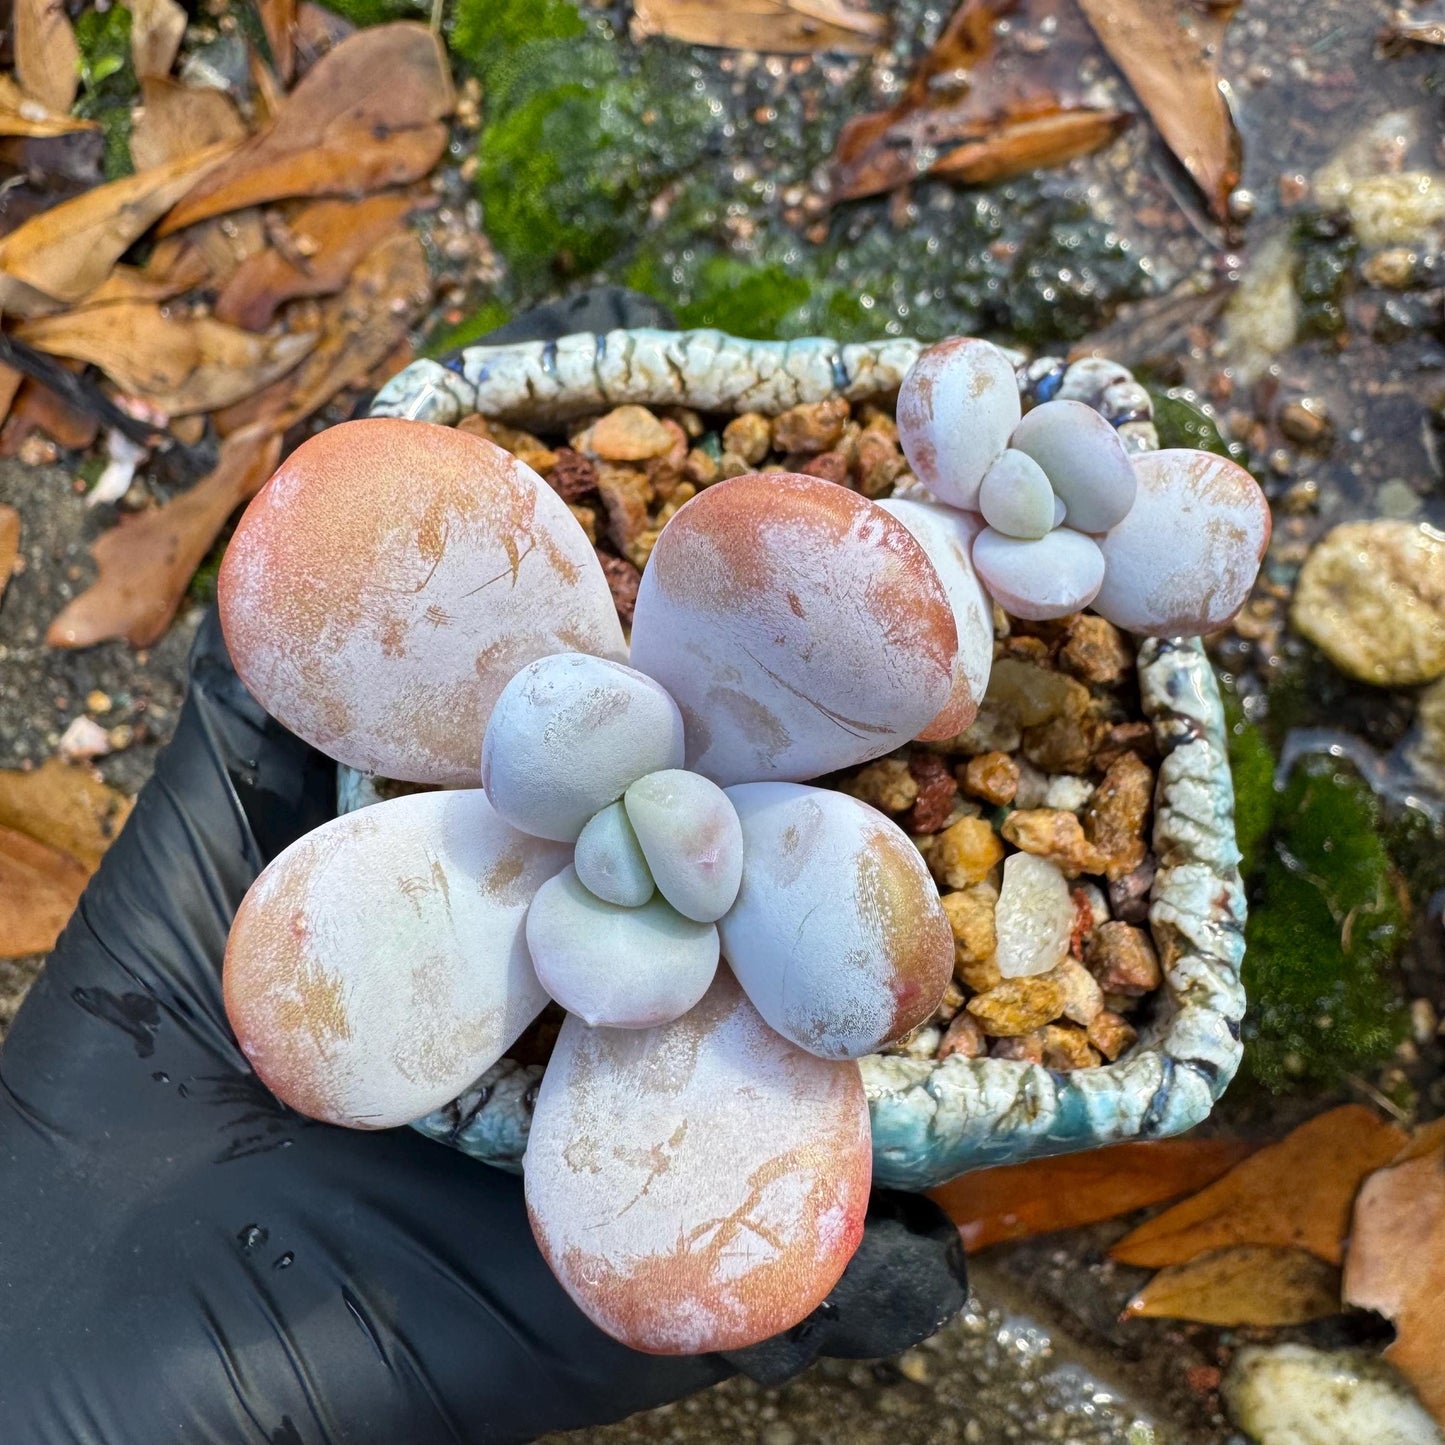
<box><xmin>0</xmin><ymin>289</ymin><xmax>967</xmax><ymax>1444</ymax></box>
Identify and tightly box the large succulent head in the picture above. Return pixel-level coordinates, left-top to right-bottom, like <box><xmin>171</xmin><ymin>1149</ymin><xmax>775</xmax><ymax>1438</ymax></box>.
<box><xmin>218</xmin><ymin>418</ymin><xmax>979</xmax><ymax>1355</ymax></box>
<box><xmin>896</xmin><ymin>338</ymin><xmax>1272</xmax><ymax>631</ymax></box>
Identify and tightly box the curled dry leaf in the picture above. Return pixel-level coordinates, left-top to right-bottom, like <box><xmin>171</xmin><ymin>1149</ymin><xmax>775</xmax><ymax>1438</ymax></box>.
<box><xmin>259</xmin><ymin>0</ymin><xmax>299</xmax><ymax>83</ymax></box>
<box><xmin>1122</xmin><ymin>1245</ymin><xmax>1343</xmax><ymax>1327</ymax></box>
<box><xmin>0</xmin><ymin>376</ymin><xmax>100</xmax><ymax>454</ymax></box>
<box><xmin>0</xmin><ymin>142</ymin><xmax>236</xmax><ymax>311</ymax></box>
<box><xmin>15</xmin><ymin>0</ymin><xmax>80</xmax><ymax>114</ymax></box>
<box><xmin>213</xmin><ymin>192</ymin><xmax>419</xmax><ymax>331</ymax></box>
<box><xmin>1111</xmin><ymin>1105</ymin><xmax>1406</xmax><ymax>1269</ymax></box>
<box><xmin>928</xmin><ymin>1138</ymin><xmax>1255</xmax><ymax>1252</ymax></box>
<box><xmin>127</xmin><ymin>0</ymin><xmax>188</xmax><ymax>81</ymax></box>
<box><xmin>16</xmin><ymin>304</ymin><xmax>317</xmax><ymax>415</ymax></box>
<box><xmin>927</xmin><ymin>107</ymin><xmax>1130</xmax><ymax>186</ymax></box>
<box><xmin>0</xmin><ymin>827</ymin><xmax>88</xmax><ymax>957</ymax></box>
<box><xmin>1074</xmin><ymin>0</ymin><xmax>1242</xmax><ymax>221</ymax></box>
<box><xmin>0</xmin><ymin>367</ymin><xmax>22</xmax><ymax>431</ymax></box>
<box><xmin>0</xmin><ymin>503</ymin><xmax>19</xmax><ymax>600</ymax></box>
<box><xmin>631</xmin><ymin>0</ymin><xmax>884</xmax><ymax>52</ymax></box>
<box><xmin>85</xmin><ymin>248</ymin><xmax>213</xmax><ymax>306</ymax></box>
<box><xmin>130</xmin><ymin>78</ymin><xmax>248</xmax><ymax>172</ymax></box>
<box><xmin>0</xmin><ymin>76</ymin><xmax>99</xmax><ymax>139</ymax></box>
<box><xmin>159</xmin><ymin>24</ymin><xmax>454</xmax><ymax>234</ymax></box>
<box><xmin>1343</xmin><ymin>1121</ymin><xmax>1445</xmax><ymax>1427</ymax></box>
<box><xmin>47</xmin><ymin>424</ymin><xmax>281</xmax><ymax>649</ymax></box>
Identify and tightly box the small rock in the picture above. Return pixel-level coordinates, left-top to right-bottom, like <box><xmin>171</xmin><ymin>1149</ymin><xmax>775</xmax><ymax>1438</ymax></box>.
<box><xmin>1086</xmin><ymin>921</ymin><xmax>1162</xmax><ymax>995</ymax></box>
<box><xmin>1279</xmin><ymin>399</ymin><xmax>1333</xmax><ymax>448</ymax></box>
<box><xmin>107</xmin><ymin>725</ymin><xmax>135</xmax><ymax>751</ymax></box>
<box><xmin>994</xmin><ymin>852</ymin><xmax>1073</xmax><ymax>979</ymax></box>
<box><xmin>798</xmin><ymin>450</ymin><xmax>850</xmax><ymax>486</ymax></box>
<box><xmin>989</xmin><ymin>1030</ymin><xmax>1048</xmax><ymax>1062</ymax></box>
<box><xmin>854</xmin><ymin>427</ymin><xmax>907</xmax><ymax>497</ymax></box>
<box><xmin>546</xmin><ymin>447</ymin><xmax>599</xmax><ymax>502</ymax></box>
<box><xmin>1047</xmin><ymin>957</ymin><xmax>1104</xmax><ymax>1025</ymax></box>
<box><xmin>1057</xmin><ymin>614</ymin><xmax>1131</xmax><ymax>686</ymax></box>
<box><xmin>843</xmin><ymin>757</ymin><xmax>918</xmax><ymax>814</ymax></box>
<box><xmin>897</xmin><ymin>1024</ymin><xmax>944</xmax><ymax>1060</ymax></box>
<box><xmin>683</xmin><ymin>446</ymin><xmax>719</xmax><ymax>487</ymax></box>
<box><xmin>1084</xmin><ymin>753</ymin><xmax>1154</xmax><ymax>881</ymax></box>
<box><xmin>940</xmin><ymin>882</ymin><xmax>998</xmax><ymax>965</ymax></box>
<box><xmin>1087</xmin><ymin>1009</ymin><xmax>1138</xmax><ymax>1060</ymax></box>
<box><xmin>945</xmin><ymin>699</ymin><xmax>1022</xmax><ymax>755</ymax></box>
<box><xmin>568</xmin><ymin>504</ymin><xmax>598</xmax><ymax>543</ymax></box>
<box><xmin>481</xmin><ymin>420</ymin><xmax>556</xmax><ymax>474</ymax></box>
<box><xmin>1001</xmin><ymin>809</ymin><xmax>1106</xmax><ymax>877</ymax></box>
<box><xmin>1406</xmin><ymin>676</ymin><xmax>1445</xmax><ymax>791</ymax></box>
<box><xmin>594</xmin><ymin>463</ymin><xmax>652</xmax><ymax>557</ymax></box>
<box><xmin>717</xmin><ymin>449</ymin><xmax>751</xmax><ymax>480</ymax></box>
<box><xmin>85</xmin><ymin>689</ymin><xmax>112</xmax><ymax>714</ymax></box>
<box><xmin>969</xmin><ymin>974</ymin><xmax>1065</xmax><ymax>1035</ymax></box>
<box><xmin>938</xmin><ymin>1010</ymin><xmax>987</xmax><ymax>1060</ymax></box>
<box><xmin>1042</xmin><ymin>1023</ymin><xmax>1101</xmax><ymax>1070</ymax></box>
<box><xmin>580</xmin><ymin>405</ymin><xmax>677</xmax><ymax>462</ymax></box>
<box><xmin>1223</xmin><ymin>1344</ymin><xmax>1445</xmax><ymax>1445</ymax></box>
<box><xmin>927</xmin><ymin>816</ymin><xmax>1004</xmax><ymax>889</ymax></box>
<box><xmin>1022</xmin><ymin>707</ymin><xmax>1100</xmax><ymax>775</ymax></box>
<box><xmin>1293</xmin><ymin>520</ymin><xmax>1445</xmax><ymax>685</ymax></box>
<box><xmin>984</xmin><ymin>658</ymin><xmax>1090</xmax><ymax>727</ymax></box>
<box><xmin>907</xmin><ymin>753</ymin><xmax>960</xmax><ymax>833</ymax></box>
<box><xmin>1042</xmin><ymin>774</ymin><xmax>1094</xmax><ymax>813</ymax></box>
<box><xmin>721</xmin><ymin>412</ymin><xmax>771</xmax><ymax>466</ymax></box>
<box><xmin>961</xmin><ymin>750</ymin><xmax>1020</xmax><ymax>805</ymax></box>
<box><xmin>58</xmin><ymin>715</ymin><xmax>112</xmax><ymax>762</ymax></box>
<box><xmin>598</xmin><ymin>553</ymin><xmax>642</xmax><ymax>626</ymax></box>
<box><xmin>1012</xmin><ymin>760</ymin><xmax>1049</xmax><ymax>808</ymax></box>
<box><xmin>1093</xmin><ymin>720</ymin><xmax>1156</xmax><ymax>772</ymax></box>
<box><xmin>771</xmin><ymin>397</ymin><xmax>850</xmax><ymax>455</ymax></box>
<box><xmin>1108</xmin><ymin>858</ymin><xmax>1156</xmax><ymax>924</ymax></box>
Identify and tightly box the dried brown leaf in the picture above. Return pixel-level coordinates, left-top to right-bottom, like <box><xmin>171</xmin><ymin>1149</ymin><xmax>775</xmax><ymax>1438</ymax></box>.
<box><xmin>927</xmin><ymin>106</ymin><xmax>1130</xmax><ymax>185</ymax></box>
<box><xmin>1122</xmin><ymin>1245</ymin><xmax>1343</xmax><ymax>1327</ymax></box>
<box><xmin>0</xmin><ymin>503</ymin><xmax>18</xmax><ymax>599</ymax></box>
<box><xmin>16</xmin><ymin>304</ymin><xmax>317</xmax><ymax>415</ymax></box>
<box><xmin>631</xmin><ymin>0</ymin><xmax>884</xmax><ymax>52</ymax></box>
<box><xmin>48</xmin><ymin>425</ymin><xmax>282</xmax><ymax>649</ymax></box>
<box><xmin>1111</xmin><ymin>1106</ymin><xmax>1406</xmax><ymax>1269</ymax></box>
<box><xmin>127</xmin><ymin>0</ymin><xmax>188</xmax><ymax>80</ymax></box>
<box><xmin>0</xmin><ymin>757</ymin><xmax>134</xmax><ymax>871</ymax></box>
<box><xmin>929</xmin><ymin>1139</ymin><xmax>1256</xmax><ymax>1252</ymax></box>
<box><xmin>0</xmin><ymin>377</ymin><xmax>99</xmax><ymax>453</ymax></box>
<box><xmin>215</xmin><ymin>229</ymin><xmax>430</xmax><ymax>434</ymax></box>
<box><xmin>85</xmin><ymin>248</ymin><xmax>213</xmax><ymax>306</ymax></box>
<box><xmin>15</xmin><ymin>0</ymin><xmax>81</xmax><ymax>114</ymax></box>
<box><xmin>0</xmin><ymin>367</ymin><xmax>23</xmax><ymax>431</ymax></box>
<box><xmin>1074</xmin><ymin>0</ymin><xmax>1241</xmax><ymax>220</ymax></box>
<box><xmin>159</xmin><ymin>24</ymin><xmax>453</xmax><ymax>234</ymax></box>
<box><xmin>0</xmin><ymin>142</ymin><xmax>236</xmax><ymax>310</ymax></box>
<box><xmin>0</xmin><ymin>825</ymin><xmax>88</xmax><ymax>957</ymax></box>
<box><xmin>260</xmin><ymin>0</ymin><xmax>299</xmax><ymax>83</ymax></box>
<box><xmin>213</xmin><ymin>192</ymin><xmax>418</xmax><ymax>330</ymax></box>
<box><xmin>1342</xmin><ymin>1122</ymin><xmax>1445</xmax><ymax>1427</ymax></box>
<box><xmin>0</xmin><ymin>75</ymin><xmax>99</xmax><ymax>138</ymax></box>
<box><xmin>130</xmin><ymin>78</ymin><xmax>248</xmax><ymax>172</ymax></box>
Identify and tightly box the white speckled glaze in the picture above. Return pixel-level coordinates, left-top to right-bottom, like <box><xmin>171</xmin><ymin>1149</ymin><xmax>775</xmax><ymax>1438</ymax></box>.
<box><xmin>366</xmin><ymin>329</ymin><xmax>1244</xmax><ymax>1191</ymax></box>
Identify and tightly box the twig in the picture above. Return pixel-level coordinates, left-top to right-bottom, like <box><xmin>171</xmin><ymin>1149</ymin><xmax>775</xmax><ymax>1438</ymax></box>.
<box><xmin>430</xmin><ymin>0</ymin><xmax>445</xmax><ymax>34</ymax></box>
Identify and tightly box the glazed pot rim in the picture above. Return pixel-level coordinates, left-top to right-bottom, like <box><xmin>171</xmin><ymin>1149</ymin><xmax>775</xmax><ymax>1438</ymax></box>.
<box><xmin>363</xmin><ymin>327</ymin><xmax>1247</xmax><ymax>1191</ymax></box>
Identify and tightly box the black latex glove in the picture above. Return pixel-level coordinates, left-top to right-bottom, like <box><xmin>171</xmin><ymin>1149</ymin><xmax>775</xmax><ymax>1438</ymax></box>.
<box><xmin>0</xmin><ymin>289</ymin><xmax>966</xmax><ymax>1444</ymax></box>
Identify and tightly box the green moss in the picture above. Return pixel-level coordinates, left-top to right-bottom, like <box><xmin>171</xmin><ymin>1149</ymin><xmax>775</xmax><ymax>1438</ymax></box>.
<box><xmin>423</xmin><ymin>298</ymin><xmax>513</xmax><ymax>357</ymax></box>
<box><xmin>1292</xmin><ymin>209</ymin><xmax>1358</xmax><ymax>340</ymax></box>
<box><xmin>74</xmin><ymin>5</ymin><xmax>137</xmax><ymax>179</ymax></box>
<box><xmin>1223</xmin><ymin>693</ymin><xmax>1278</xmax><ymax>878</ymax></box>
<box><xmin>311</xmin><ymin>0</ymin><xmax>427</xmax><ymax>26</ymax></box>
<box><xmin>451</xmin><ymin>0</ymin><xmax>586</xmax><ymax>85</ymax></box>
<box><xmin>1241</xmin><ymin>756</ymin><xmax>1407</xmax><ymax>1090</ymax></box>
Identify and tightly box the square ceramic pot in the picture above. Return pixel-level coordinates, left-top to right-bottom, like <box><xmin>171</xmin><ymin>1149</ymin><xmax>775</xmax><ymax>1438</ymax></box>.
<box><xmin>357</xmin><ymin>327</ymin><xmax>1247</xmax><ymax>1192</ymax></box>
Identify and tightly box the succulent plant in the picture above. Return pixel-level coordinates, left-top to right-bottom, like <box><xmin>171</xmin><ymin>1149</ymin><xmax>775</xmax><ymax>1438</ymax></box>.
<box><xmin>896</xmin><ymin>337</ymin><xmax>1272</xmax><ymax>630</ymax></box>
<box><xmin>219</xmin><ymin>418</ymin><xmax>974</xmax><ymax>1355</ymax></box>
<box><xmin>216</xmin><ymin>336</ymin><xmax>1270</xmax><ymax>1359</ymax></box>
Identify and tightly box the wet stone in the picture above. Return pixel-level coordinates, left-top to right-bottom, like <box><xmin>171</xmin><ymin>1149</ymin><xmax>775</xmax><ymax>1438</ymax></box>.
<box><xmin>842</xmin><ymin>757</ymin><xmax>918</xmax><ymax>814</ymax></box>
<box><xmin>1084</xmin><ymin>753</ymin><xmax>1154</xmax><ymax>881</ymax></box>
<box><xmin>1086</xmin><ymin>921</ymin><xmax>1163</xmax><ymax>996</ymax></box>
<box><xmin>579</xmin><ymin>404</ymin><xmax>677</xmax><ymax>462</ymax></box>
<box><xmin>961</xmin><ymin>750</ymin><xmax>1020</xmax><ymax>805</ymax></box>
<box><xmin>771</xmin><ymin>396</ymin><xmax>850</xmax><ymax>454</ymax></box>
<box><xmin>968</xmin><ymin>976</ymin><xmax>1067</xmax><ymax>1037</ymax></box>
<box><xmin>926</xmin><ymin>816</ymin><xmax>1004</xmax><ymax>889</ymax></box>
<box><xmin>1057</xmin><ymin>614</ymin><xmax>1131</xmax><ymax>686</ymax></box>
<box><xmin>940</xmin><ymin>882</ymin><xmax>998</xmax><ymax>965</ymax></box>
<box><xmin>1001</xmin><ymin>809</ymin><xmax>1106</xmax><ymax>878</ymax></box>
<box><xmin>1087</xmin><ymin>1009</ymin><xmax>1139</xmax><ymax>1061</ymax></box>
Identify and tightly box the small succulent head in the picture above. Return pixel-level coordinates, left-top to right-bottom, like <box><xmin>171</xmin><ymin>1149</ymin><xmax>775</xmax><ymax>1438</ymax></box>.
<box><xmin>896</xmin><ymin>337</ymin><xmax>1271</xmax><ymax>631</ymax></box>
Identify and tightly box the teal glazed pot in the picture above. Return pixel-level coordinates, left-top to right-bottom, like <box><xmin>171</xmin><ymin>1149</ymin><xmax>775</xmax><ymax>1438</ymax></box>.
<box><xmin>360</xmin><ymin>328</ymin><xmax>1248</xmax><ymax>1193</ymax></box>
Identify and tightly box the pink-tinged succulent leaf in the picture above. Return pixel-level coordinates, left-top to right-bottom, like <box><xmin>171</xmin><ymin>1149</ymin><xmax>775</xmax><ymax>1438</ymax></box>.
<box><xmin>223</xmin><ymin>790</ymin><xmax>570</xmax><ymax>1129</ymax></box>
<box><xmin>573</xmin><ymin>801</ymin><xmax>655</xmax><ymax>907</ymax></box>
<box><xmin>629</xmin><ymin>474</ymin><xmax>957</xmax><ymax>787</ymax></box>
<box><xmin>219</xmin><ymin>418</ymin><xmax>625</xmax><ymax>786</ymax></box>
<box><xmin>524</xmin><ymin>969</ymin><xmax>871</xmax><ymax>1354</ymax></box>
<box><xmin>719</xmin><ymin>783</ymin><xmax>953</xmax><ymax>1060</ymax></box>
<box><xmin>1010</xmin><ymin>399</ymin><xmax>1136</xmax><ymax>534</ymax></box>
<box><xmin>1094</xmin><ymin>449</ymin><xmax>1271</xmax><ymax>636</ymax></box>
<box><xmin>481</xmin><ymin>653</ymin><xmax>685</xmax><ymax>843</ymax></box>
<box><xmin>526</xmin><ymin>866</ymin><xmax>718</xmax><ymax>1029</ymax></box>
<box><xmin>624</xmin><ymin>769</ymin><xmax>743</xmax><ymax>924</ymax></box>
<box><xmin>977</xmin><ymin>448</ymin><xmax>1056</xmax><ymax>540</ymax></box>
<box><xmin>876</xmin><ymin>498</ymin><xmax>993</xmax><ymax>741</ymax></box>
<box><xmin>896</xmin><ymin>337</ymin><xmax>1020</xmax><ymax>511</ymax></box>
<box><xmin>972</xmin><ymin>526</ymin><xmax>1106</xmax><ymax>621</ymax></box>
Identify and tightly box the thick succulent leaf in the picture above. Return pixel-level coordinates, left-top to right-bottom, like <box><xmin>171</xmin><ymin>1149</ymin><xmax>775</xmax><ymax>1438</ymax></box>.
<box><xmin>524</xmin><ymin>969</ymin><xmax>872</xmax><ymax>1354</ymax></box>
<box><xmin>624</xmin><ymin>768</ymin><xmax>743</xmax><ymax>924</ymax></box>
<box><xmin>719</xmin><ymin>783</ymin><xmax>953</xmax><ymax>1059</ymax></box>
<box><xmin>1010</xmin><ymin>398</ymin><xmax>1136</xmax><ymax>534</ymax></box>
<box><xmin>972</xmin><ymin>526</ymin><xmax>1106</xmax><ymax>621</ymax></box>
<box><xmin>224</xmin><ymin>790</ymin><xmax>570</xmax><ymax>1128</ymax></box>
<box><xmin>481</xmin><ymin>653</ymin><xmax>685</xmax><ymax>842</ymax></box>
<box><xmin>876</xmin><ymin>498</ymin><xmax>993</xmax><ymax>740</ymax></box>
<box><xmin>219</xmin><ymin>418</ymin><xmax>625</xmax><ymax>785</ymax></box>
<box><xmin>1094</xmin><ymin>450</ymin><xmax>1271</xmax><ymax>636</ymax></box>
<box><xmin>895</xmin><ymin>337</ymin><xmax>1019</xmax><ymax>511</ymax></box>
<box><xmin>574</xmin><ymin>801</ymin><xmax>655</xmax><ymax>907</ymax></box>
<box><xmin>525</xmin><ymin>866</ymin><xmax>718</xmax><ymax>1029</ymax></box>
<box><xmin>629</xmin><ymin>473</ymin><xmax>957</xmax><ymax>787</ymax></box>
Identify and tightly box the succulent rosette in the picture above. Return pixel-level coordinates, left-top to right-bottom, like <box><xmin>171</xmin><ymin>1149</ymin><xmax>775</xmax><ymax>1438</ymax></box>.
<box><xmin>218</xmin><ymin>417</ymin><xmax>990</xmax><ymax>1356</ymax></box>
<box><xmin>896</xmin><ymin>338</ymin><xmax>1272</xmax><ymax>630</ymax></box>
